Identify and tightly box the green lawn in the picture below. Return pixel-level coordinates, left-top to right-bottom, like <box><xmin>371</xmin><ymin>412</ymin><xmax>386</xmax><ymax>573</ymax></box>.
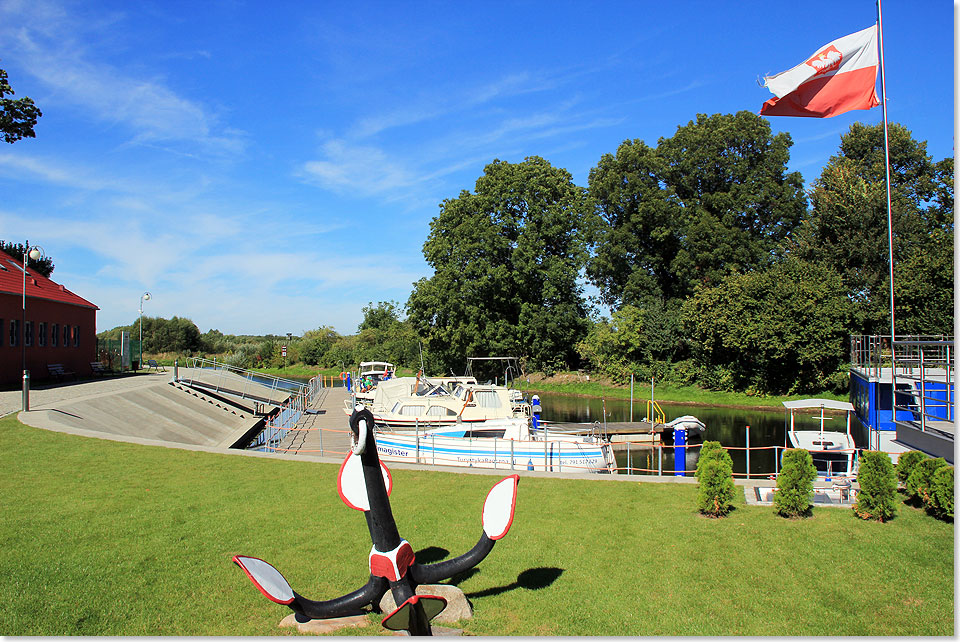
<box><xmin>0</xmin><ymin>415</ymin><xmax>952</xmax><ymax>636</ymax></box>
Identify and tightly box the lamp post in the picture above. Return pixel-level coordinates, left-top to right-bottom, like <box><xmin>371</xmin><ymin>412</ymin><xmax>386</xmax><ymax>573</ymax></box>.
<box><xmin>139</xmin><ymin>292</ymin><xmax>151</xmax><ymax>371</ymax></box>
<box><xmin>22</xmin><ymin>241</ymin><xmax>46</xmax><ymax>411</ymax></box>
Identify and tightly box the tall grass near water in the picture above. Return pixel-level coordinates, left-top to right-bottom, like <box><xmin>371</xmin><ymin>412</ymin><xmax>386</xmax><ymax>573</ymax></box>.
<box><xmin>0</xmin><ymin>415</ymin><xmax>952</xmax><ymax>636</ymax></box>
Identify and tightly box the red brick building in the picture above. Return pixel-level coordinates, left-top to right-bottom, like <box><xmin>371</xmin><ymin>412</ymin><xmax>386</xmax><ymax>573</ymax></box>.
<box><xmin>0</xmin><ymin>249</ymin><xmax>99</xmax><ymax>386</ymax></box>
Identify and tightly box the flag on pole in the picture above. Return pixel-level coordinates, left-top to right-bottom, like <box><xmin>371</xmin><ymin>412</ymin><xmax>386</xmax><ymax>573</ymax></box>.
<box><xmin>760</xmin><ymin>24</ymin><xmax>880</xmax><ymax>118</ymax></box>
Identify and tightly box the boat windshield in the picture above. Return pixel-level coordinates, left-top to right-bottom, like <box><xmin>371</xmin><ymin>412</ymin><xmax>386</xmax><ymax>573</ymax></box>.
<box><xmin>414</xmin><ymin>379</ymin><xmax>450</xmax><ymax>397</ymax></box>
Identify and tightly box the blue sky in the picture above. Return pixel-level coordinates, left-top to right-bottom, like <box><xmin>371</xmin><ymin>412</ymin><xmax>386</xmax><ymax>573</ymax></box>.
<box><xmin>0</xmin><ymin>0</ymin><xmax>954</xmax><ymax>336</ymax></box>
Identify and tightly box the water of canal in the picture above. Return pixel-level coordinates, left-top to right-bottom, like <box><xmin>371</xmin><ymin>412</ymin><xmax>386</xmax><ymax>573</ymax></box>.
<box><xmin>532</xmin><ymin>391</ymin><xmax>861</xmax><ymax>477</ymax></box>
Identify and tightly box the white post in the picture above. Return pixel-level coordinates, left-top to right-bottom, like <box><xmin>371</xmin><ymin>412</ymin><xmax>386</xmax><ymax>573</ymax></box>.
<box><xmin>877</xmin><ymin>0</ymin><xmax>898</xmax><ymax>430</ymax></box>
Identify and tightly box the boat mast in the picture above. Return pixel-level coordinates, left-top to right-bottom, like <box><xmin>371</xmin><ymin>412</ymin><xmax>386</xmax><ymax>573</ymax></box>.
<box><xmin>877</xmin><ymin>0</ymin><xmax>897</xmax><ymax>438</ymax></box>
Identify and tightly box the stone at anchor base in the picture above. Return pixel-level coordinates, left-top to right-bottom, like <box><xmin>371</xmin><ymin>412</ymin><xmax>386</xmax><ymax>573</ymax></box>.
<box><xmin>378</xmin><ymin>584</ymin><xmax>473</xmax><ymax>624</ymax></box>
<box><xmin>279</xmin><ymin>612</ymin><xmax>370</xmax><ymax>634</ymax></box>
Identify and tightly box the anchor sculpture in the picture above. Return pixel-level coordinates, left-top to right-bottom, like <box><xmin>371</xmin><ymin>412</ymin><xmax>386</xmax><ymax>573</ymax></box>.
<box><xmin>233</xmin><ymin>405</ymin><xmax>520</xmax><ymax>635</ymax></box>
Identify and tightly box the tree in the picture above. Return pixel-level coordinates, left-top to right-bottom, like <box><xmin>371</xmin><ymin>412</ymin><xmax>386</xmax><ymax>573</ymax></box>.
<box><xmin>682</xmin><ymin>257</ymin><xmax>853</xmax><ymax>395</ymax></box>
<box><xmin>587</xmin><ymin>111</ymin><xmax>806</xmax><ymax>308</ymax></box>
<box><xmin>775</xmin><ymin>449</ymin><xmax>817</xmax><ymax>518</ymax></box>
<box><xmin>0</xmin><ymin>241</ymin><xmax>55</xmax><ymax>277</ymax></box>
<box><xmin>853</xmin><ymin>451</ymin><xmax>897</xmax><ymax>522</ymax></box>
<box><xmin>0</xmin><ymin>67</ymin><xmax>42</xmax><ymax>143</ymax></box>
<box><xmin>407</xmin><ymin>157</ymin><xmax>591</xmax><ymax>373</ymax></box>
<box><xmin>793</xmin><ymin>123</ymin><xmax>952</xmax><ymax>335</ymax></box>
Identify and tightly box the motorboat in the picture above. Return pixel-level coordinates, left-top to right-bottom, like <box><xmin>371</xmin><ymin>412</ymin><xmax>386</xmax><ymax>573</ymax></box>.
<box><xmin>666</xmin><ymin>415</ymin><xmax>706</xmax><ymax>437</ymax></box>
<box><xmin>346</xmin><ymin>375</ymin><xmax>532</xmax><ymax>429</ymax></box>
<box><xmin>783</xmin><ymin>399</ymin><xmax>859</xmax><ymax>480</ymax></box>
<box><xmin>353</xmin><ymin>361</ymin><xmax>397</xmax><ymax>405</ymax></box>
<box><xmin>371</xmin><ymin>416</ymin><xmax>617</xmax><ymax>474</ymax></box>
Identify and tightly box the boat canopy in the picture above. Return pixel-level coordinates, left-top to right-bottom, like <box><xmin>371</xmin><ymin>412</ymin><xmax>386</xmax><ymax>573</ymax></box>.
<box><xmin>782</xmin><ymin>399</ymin><xmax>855</xmax><ymax>412</ymax></box>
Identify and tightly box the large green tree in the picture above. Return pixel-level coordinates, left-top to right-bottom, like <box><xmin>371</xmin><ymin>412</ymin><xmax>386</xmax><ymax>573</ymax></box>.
<box><xmin>587</xmin><ymin>111</ymin><xmax>807</xmax><ymax>308</ymax></box>
<box><xmin>682</xmin><ymin>258</ymin><xmax>854</xmax><ymax>395</ymax></box>
<box><xmin>407</xmin><ymin>156</ymin><xmax>591</xmax><ymax>373</ymax></box>
<box><xmin>0</xmin><ymin>67</ymin><xmax>42</xmax><ymax>143</ymax></box>
<box><xmin>793</xmin><ymin>123</ymin><xmax>953</xmax><ymax>335</ymax></box>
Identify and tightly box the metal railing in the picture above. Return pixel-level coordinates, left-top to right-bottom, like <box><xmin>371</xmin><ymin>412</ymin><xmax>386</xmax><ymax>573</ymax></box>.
<box><xmin>179</xmin><ymin>356</ymin><xmax>319</xmax><ymax>405</ymax></box>
<box><xmin>850</xmin><ymin>334</ymin><xmax>951</xmax><ymax>378</ymax></box>
<box><xmin>247</xmin><ymin>392</ymin><xmax>308</xmax><ymax>451</ymax></box>
<box><xmin>892</xmin><ymin>338</ymin><xmax>955</xmax><ymax>430</ymax></box>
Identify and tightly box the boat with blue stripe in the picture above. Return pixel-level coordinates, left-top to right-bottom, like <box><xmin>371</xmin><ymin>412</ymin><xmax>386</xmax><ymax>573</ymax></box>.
<box><xmin>371</xmin><ymin>418</ymin><xmax>616</xmax><ymax>473</ymax></box>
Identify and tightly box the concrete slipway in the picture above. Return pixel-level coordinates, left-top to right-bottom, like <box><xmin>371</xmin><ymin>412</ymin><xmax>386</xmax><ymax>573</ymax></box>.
<box><xmin>2</xmin><ymin>370</ymin><xmax>283</xmax><ymax>449</ymax></box>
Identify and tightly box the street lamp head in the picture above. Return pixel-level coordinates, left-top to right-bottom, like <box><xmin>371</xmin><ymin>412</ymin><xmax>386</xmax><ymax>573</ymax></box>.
<box><xmin>143</xmin><ymin>292</ymin><xmax>151</xmax><ymax>301</ymax></box>
<box><xmin>28</xmin><ymin>247</ymin><xmax>42</xmax><ymax>261</ymax></box>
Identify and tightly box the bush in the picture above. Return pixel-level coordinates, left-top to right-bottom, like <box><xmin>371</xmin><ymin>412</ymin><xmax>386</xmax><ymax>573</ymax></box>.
<box><xmin>853</xmin><ymin>451</ymin><xmax>897</xmax><ymax>522</ymax></box>
<box><xmin>930</xmin><ymin>466</ymin><xmax>954</xmax><ymax>519</ymax></box>
<box><xmin>895</xmin><ymin>450</ymin><xmax>927</xmax><ymax>485</ymax></box>
<box><xmin>695</xmin><ymin>441</ymin><xmax>732</xmax><ymax>479</ymax></box>
<box><xmin>774</xmin><ymin>449</ymin><xmax>817</xmax><ymax>518</ymax></box>
<box><xmin>906</xmin><ymin>457</ymin><xmax>947</xmax><ymax>507</ymax></box>
<box><xmin>696</xmin><ymin>458</ymin><xmax>736</xmax><ymax>517</ymax></box>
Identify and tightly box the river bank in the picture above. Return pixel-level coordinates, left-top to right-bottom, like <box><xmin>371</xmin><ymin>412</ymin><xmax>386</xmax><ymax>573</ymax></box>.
<box><xmin>517</xmin><ymin>371</ymin><xmax>847</xmax><ymax>412</ymax></box>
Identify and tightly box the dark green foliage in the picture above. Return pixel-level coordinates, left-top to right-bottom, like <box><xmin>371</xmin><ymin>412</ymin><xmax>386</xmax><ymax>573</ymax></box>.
<box><xmin>930</xmin><ymin>466</ymin><xmax>954</xmax><ymax>519</ymax></box>
<box><xmin>682</xmin><ymin>257</ymin><xmax>853</xmax><ymax>395</ymax></box>
<box><xmin>0</xmin><ymin>241</ymin><xmax>55</xmax><ymax>277</ymax></box>
<box><xmin>695</xmin><ymin>441</ymin><xmax>732</xmax><ymax>479</ymax></box>
<box><xmin>0</xmin><ymin>68</ymin><xmax>42</xmax><ymax>143</ymax></box>
<box><xmin>906</xmin><ymin>457</ymin><xmax>947</xmax><ymax>507</ymax></box>
<box><xmin>794</xmin><ymin>123</ymin><xmax>953</xmax><ymax>335</ymax></box>
<box><xmin>695</xmin><ymin>441</ymin><xmax>735</xmax><ymax>517</ymax></box>
<box><xmin>774</xmin><ymin>449</ymin><xmax>817</xmax><ymax>518</ymax></box>
<box><xmin>895</xmin><ymin>450</ymin><xmax>926</xmax><ymax>485</ymax></box>
<box><xmin>853</xmin><ymin>451</ymin><xmax>897</xmax><ymax>522</ymax></box>
<box><xmin>587</xmin><ymin>111</ymin><xmax>806</xmax><ymax>307</ymax></box>
<box><xmin>407</xmin><ymin>157</ymin><xmax>591</xmax><ymax>373</ymax></box>
<box><xmin>696</xmin><ymin>459</ymin><xmax>735</xmax><ymax>517</ymax></box>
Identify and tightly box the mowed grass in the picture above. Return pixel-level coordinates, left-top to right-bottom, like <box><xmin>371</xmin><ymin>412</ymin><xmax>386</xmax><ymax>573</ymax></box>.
<box><xmin>0</xmin><ymin>415</ymin><xmax>952</xmax><ymax>636</ymax></box>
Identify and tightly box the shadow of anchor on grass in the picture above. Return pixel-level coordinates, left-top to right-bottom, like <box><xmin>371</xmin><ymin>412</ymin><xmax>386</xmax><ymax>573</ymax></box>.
<box><xmin>464</xmin><ymin>567</ymin><xmax>564</xmax><ymax>599</ymax></box>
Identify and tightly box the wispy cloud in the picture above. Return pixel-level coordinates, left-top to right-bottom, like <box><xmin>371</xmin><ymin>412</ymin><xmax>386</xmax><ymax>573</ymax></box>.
<box><xmin>0</xmin><ymin>0</ymin><xmax>246</xmax><ymax>157</ymax></box>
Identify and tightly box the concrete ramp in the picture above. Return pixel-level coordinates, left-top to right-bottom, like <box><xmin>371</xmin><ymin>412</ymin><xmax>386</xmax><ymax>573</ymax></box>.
<box><xmin>20</xmin><ymin>378</ymin><xmax>264</xmax><ymax>447</ymax></box>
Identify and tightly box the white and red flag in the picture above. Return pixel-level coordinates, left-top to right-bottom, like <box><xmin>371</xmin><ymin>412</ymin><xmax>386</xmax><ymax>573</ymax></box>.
<box><xmin>760</xmin><ymin>24</ymin><xmax>880</xmax><ymax>118</ymax></box>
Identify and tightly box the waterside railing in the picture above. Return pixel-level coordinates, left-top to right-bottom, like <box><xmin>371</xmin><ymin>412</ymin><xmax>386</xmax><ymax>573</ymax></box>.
<box><xmin>176</xmin><ymin>357</ymin><xmax>329</xmax><ymax>451</ymax></box>
<box><xmin>891</xmin><ymin>338</ymin><xmax>955</xmax><ymax>429</ymax></box>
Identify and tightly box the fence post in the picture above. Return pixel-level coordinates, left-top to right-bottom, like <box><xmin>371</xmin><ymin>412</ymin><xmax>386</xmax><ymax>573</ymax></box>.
<box><xmin>658</xmin><ymin>443</ymin><xmax>662</xmax><ymax>476</ymax></box>
<box><xmin>745</xmin><ymin>425</ymin><xmax>750</xmax><ymax>480</ymax></box>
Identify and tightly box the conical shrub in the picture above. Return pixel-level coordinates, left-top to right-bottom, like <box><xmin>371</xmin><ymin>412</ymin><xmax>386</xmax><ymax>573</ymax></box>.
<box><xmin>775</xmin><ymin>448</ymin><xmax>817</xmax><ymax>518</ymax></box>
<box><xmin>853</xmin><ymin>450</ymin><xmax>897</xmax><ymax>522</ymax></box>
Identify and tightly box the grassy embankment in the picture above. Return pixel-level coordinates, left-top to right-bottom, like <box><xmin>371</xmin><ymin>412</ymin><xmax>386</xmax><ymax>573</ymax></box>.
<box><xmin>0</xmin><ymin>413</ymin><xmax>952</xmax><ymax>636</ymax></box>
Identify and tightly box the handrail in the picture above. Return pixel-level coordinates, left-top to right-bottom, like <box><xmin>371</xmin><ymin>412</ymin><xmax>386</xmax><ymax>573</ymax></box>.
<box><xmin>178</xmin><ymin>356</ymin><xmax>325</xmax><ymax>406</ymax></box>
<box><xmin>646</xmin><ymin>400</ymin><xmax>665</xmax><ymax>425</ymax></box>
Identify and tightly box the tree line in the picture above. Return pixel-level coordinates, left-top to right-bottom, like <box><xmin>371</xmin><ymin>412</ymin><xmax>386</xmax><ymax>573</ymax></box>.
<box><xmin>99</xmin><ymin>111</ymin><xmax>951</xmax><ymax>395</ymax></box>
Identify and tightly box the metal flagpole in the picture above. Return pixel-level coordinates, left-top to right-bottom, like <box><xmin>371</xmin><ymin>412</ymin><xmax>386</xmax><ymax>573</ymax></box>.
<box><xmin>877</xmin><ymin>0</ymin><xmax>897</xmax><ymax>439</ymax></box>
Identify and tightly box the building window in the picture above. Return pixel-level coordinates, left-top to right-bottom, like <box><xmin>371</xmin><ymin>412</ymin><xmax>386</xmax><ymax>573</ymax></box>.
<box><xmin>25</xmin><ymin>321</ymin><xmax>33</xmax><ymax>347</ymax></box>
<box><xmin>63</xmin><ymin>324</ymin><xmax>68</xmax><ymax>348</ymax></box>
<box><xmin>73</xmin><ymin>326</ymin><xmax>79</xmax><ymax>347</ymax></box>
<box><xmin>51</xmin><ymin>323</ymin><xmax>58</xmax><ymax>347</ymax></box>
<box><xmin>10</xmin><ymin>319</ymin><xmax>19</xmax><ymax>347</ymax></box>
<box><xmin>38</xmin><ymin>322</ymin><xmax>46</xmax><ymax>347</ymax></box>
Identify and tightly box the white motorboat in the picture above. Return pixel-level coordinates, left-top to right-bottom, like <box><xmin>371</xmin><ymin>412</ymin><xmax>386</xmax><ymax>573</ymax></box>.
<box><xmin>345</xmin><ymin>375</ymin><xmax>531</xmax><ymax>429</ymax></box>
<box><xmin>783</xmin><ymin>399</ymin><xmax>859</xmax><ymax>480</ymax></box>
<box><xmin>371</xmin><ymin>417</ymin><xmax>617</xmax><ymax>474</ymax></box>
<box><xmin>353</xmin><ymin>361</ymin><xmax>397</xmax><ymax>405</ymax></box>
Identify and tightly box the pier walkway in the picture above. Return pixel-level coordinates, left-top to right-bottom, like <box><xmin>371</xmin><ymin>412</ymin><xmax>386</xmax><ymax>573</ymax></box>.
<box><xmin>273</xmin><ymin>386</ymin><xmax>353</xmax><ymax>457</ymax></box>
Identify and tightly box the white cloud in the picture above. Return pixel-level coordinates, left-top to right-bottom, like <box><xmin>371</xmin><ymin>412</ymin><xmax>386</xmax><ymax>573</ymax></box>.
<box><xmin>0</xmin><ymin>1</ymin><xmax>246</xmax><ymax>157</ymax></box>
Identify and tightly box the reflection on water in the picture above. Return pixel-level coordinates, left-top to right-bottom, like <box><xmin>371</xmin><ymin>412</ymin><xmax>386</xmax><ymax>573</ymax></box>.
<box><xmin>532</xmin><ymin>390</ymin><xmax>861</xmax><ymax>477</ymax></box>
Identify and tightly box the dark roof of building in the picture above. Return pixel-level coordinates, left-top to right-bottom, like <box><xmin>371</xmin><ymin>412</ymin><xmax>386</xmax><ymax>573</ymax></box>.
<box><xmin>0</xmin><ymin>250</ymin><xmax>98</xmax><ymax>310</ymax></box>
